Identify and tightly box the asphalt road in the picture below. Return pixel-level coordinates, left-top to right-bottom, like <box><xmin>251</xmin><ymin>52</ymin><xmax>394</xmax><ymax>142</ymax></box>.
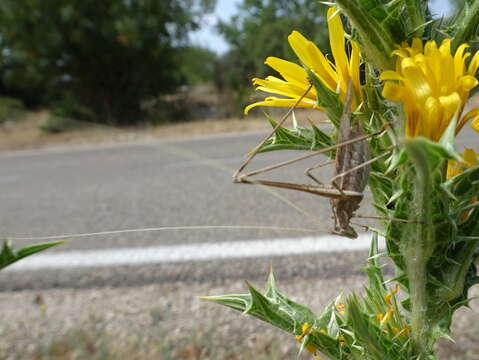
<box><xmin>0</xmin><ymin>127</ymin><xmax>477</xmax><ymax>290</ymax></box>
<box><xmin>0</xmin><ymin>132</ymin><xmax>339</xmax><ymax>248</ymax></box>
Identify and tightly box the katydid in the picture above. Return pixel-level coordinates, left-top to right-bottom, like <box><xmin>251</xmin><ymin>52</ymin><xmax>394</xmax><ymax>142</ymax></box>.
<box><xmin>233</xmin><ymin>81</ymin><xmax>391</xmax><ymax>238</ymax></box>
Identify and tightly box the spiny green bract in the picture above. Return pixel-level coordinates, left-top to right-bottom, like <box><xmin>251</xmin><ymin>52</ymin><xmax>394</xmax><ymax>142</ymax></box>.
<box><xmin>0</xmin><ymin>239</ymin><xmax>64</xmax><ymax>271</ymax></box>
<box><xmin>203</xmin><ymin>235</ymin><xmax>417</xmax><ymax>360</ymax></box>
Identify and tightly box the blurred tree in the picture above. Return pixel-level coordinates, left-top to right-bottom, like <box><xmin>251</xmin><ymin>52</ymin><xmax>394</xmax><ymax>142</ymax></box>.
<box><xmin>178</xmin><ymin>46</ymin><xmax>218</xmax><ymax>86</ymax></box>
<box><xmin>0</xmin><ymin>0</ymin><xmax>215</xmax><ymax>124</ymax></box>
<box><xmin>217</xmin><ymin>0</ymin><xmax>329</xmax><ymax>114</ymax></box>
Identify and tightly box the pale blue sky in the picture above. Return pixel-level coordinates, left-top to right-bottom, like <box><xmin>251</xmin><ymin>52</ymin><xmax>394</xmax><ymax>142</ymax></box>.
<box><xmin>189</xmin><ymin>0</ymin><xmax>241</xmax><ymax>54</ymax></box>
<box><xmin>190</xmin><ymin>0</ymin><xmax>453</xmax><ymax>54</ymax></box>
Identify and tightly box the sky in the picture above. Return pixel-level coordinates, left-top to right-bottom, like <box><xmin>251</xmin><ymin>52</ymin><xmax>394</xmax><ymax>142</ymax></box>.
<box><xmin>189</xmin><ymin>0</ymin><xmax>454</xmax><ymax>55</ymax></box>
<box><xmin>189</xmin><ymin>0</ymin><xmax>241</xmax><ymax>54</ymax></box>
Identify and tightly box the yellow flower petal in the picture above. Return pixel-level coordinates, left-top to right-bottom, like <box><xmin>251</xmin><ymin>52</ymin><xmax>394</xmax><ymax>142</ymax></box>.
<box><xmin>468</xmin><ymin>50</ymin><xmax>479</xmax><ymax>75</ymax></box>
<box><xmin>349</xmin><ymin>41</ymin><xmax>362</xmax><ymax>98</ymax></box>
<box><xmin>288</xmin><ymin>31</ymin><xmax>315</xmax><ymax>68</ymax></box>
<box><xmin>244</xmin><ymin>97</ymin><xmax>318</xmax><ymax>115</ymax></box>
<box><xmin>411</xmin><ymin>38</ymin><xmax>423</xmax><ymax>54</ymax></box>
<box><xmin>439</xmin><ymin>38</ymin><xmax>452</xmax><ymax>56</ymax></box>
<box><xmin>264</xmin><ymin>57</ymin><xmax>309</xmax><ymax>86</ymax></box>
<box><xmin>438</xmin><ymin>92</ymin><xmax>461</xmax><ymax>131</ymax></box>
<box><xmin>454</xmin><ymin>43</ymin><xmax>470</xmax><ymax>78</ymax></box>
<box><xmin>287</xmin><ymin>31</ymin><xmax>338</xmax><ymax>90</ymax></box>
<box><xmin>472</xmin><ymin>116</ymin><xmax>479</xmax><ymax>132</ymax></box>
<box><xmin>381</xmin><ymin>37</ymin><xmax>479</xmax><ymax>141</ymax></box>
<box><xmin>462</xmin><ymin>148</ymin><xmax>479</xmax><ymax>167</ymax></box>
<box><xmin>447</xmin><ymin>147</ymin><xmax>479</xmax><ymax>179</ymax></box>
<box><xmin>401</xmin><ymin>58</ymin><xmax>432</xmax><ymax>103</ymax></box>
<box><xmin>306</xmin><ymin>42</ymin><xmax>339</xmax><ymax>90</ymax></box>
<box><xmin>382</xmin><ymin>82</ymin><xmax>404</xmax><ymax>102</ymax></box>
<box><xmin>380</xmin><ymin>70</ymin><xmax>404</xmax><ymax>82</ymax></box>
<box><xmin>459</xmin><ymin>75</ymin><xmax>479</xmax><ymax>92</ymax></box>
<box><xmin>253</xmin><ymin>78</ymin><xmax>316</xmax><ymax>99</ymax></box>
<box><xmin>327</xmin><ymin>7</ymin><xmax>349</xmax><ymax>91</ymax></box>
<box><xmin>392</xmin><ymin>49</ymin><xmax>408</xmax><ymax>59</ymax></box>
<box><xmin>244</xmin><ymin>8</ymin><xmax>363</xmax><ymax>115</ymax></box>
<box><xmin>458</xmin><ymin>107</ymin><xmax>479</xmax><ymax>132</ymax></box>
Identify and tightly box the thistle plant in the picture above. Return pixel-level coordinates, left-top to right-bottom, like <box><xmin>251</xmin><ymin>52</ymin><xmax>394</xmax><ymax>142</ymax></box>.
<box><xmin>203</xmin><ymin>1</ymin><xmax>479</xmax><ymax>359</ymax></box>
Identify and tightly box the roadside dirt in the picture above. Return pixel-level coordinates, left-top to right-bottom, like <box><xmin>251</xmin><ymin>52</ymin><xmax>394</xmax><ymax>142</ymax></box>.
<box><xmin>0</xmin><ymin>107</ymin><xmax>329</xmax><ymax>152</ymax></box>
<box><xmin>0</xmin><ymin>111</ymin><xmax>268</xmax><ymax>152</ymax></box>
<box><xmin>2</xmin><ymin>92</ymin><xmax>477</xmax><ymax>153</ymax></box>
<box><xmin>1</xmin><ymin>274</ymin><xmax>477</xmax><ymax>360</ymax></box>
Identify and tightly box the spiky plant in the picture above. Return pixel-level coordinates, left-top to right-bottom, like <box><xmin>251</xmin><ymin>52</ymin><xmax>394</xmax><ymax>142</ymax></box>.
<box><xmin>204</xmin><ymin>1</ymin><xmax>479</xmax><ymax>358</ymax></box>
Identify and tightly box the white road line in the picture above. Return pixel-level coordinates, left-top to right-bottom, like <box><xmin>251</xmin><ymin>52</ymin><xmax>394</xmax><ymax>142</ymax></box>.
<box><xmin>7</xmin><ymin>233</ymin><xmax>384</xmax><ymax>271</ymax></box>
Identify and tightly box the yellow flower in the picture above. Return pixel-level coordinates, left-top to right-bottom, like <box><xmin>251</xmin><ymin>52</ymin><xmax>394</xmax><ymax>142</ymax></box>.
<box><xmin>392</xmin><ymin>326</ymin><xmax>410</xmax><ymax>336</ymax></box>
<box><xmin>245</xmin><ymin>7</ymin><xmax>361</xmax><ymax>114</ymax></box>
<box><xmin>447</xmin><ymin>148</ymin><xmax>479</xmax><ymax>221</ymax></box>
<box><xmin>295</xmin><ymin>323</ymin><xmax>318</xmax><ymax>355</ymax></box>
<box><xmin>380</xmin><ymin>38</ymin><xmax>479</xmax><ymax>141</ymax></box>
<box><xmin>384</xmin><ymin>284</ymin><xmax>399</xmax><ymax>306</ymax></box>
<box><xmin>295</xmin><ymin>322</ymin><xmax>312</xmax><ymax>341</ymax></box>
<box><xmin>381</xmin><ymin>308</ymin><xmax>394</xmax><ymax>324</ymax></box>
<box><xmin>447</xmin><ymin>148</ymin><xmax>479</xmax><ymax>179</ymax></box>
<box><xmin>376</xmin><ymin>307</ymin><xmax>394</xmax><ymax>325</ymax></box>
<box><xmin>335</xmin><ymin>301</ymin><xmax>346</xmax><ymax>315</ymax></box>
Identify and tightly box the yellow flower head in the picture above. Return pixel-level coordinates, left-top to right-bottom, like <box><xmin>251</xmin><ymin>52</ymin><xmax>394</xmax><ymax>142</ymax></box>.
<box><xmin>447</xmin><ymin>147</ymin><xmax>479</xmax><ymax>179</ymax></box>
<box><xmin>381</xmin><ymin>38</ymin><xmax>479</xmax><ymax>141</ymax></box>
<box><xmin>245</xmin><ymin>7</ymin><xmax>361</xmax><ymax>114</ymax></box>
<box><xmin>335</xmin><ymin>301</ymin><xmax>346</xmax><ymax>315</ymax></box>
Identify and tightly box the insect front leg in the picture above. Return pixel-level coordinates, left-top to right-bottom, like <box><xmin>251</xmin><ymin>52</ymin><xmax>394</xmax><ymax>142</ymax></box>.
<box><xmin>304</xmin><ymin>159</ymin><xmax>335</xmax><ymax>185</ymax></box>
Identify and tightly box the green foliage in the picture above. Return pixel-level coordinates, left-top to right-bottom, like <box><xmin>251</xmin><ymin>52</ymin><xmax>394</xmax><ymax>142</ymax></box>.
<box><xmin>450</xmin><ymin>0</ymin><xmax>479</xmax><ymax>51</ymax></box>
<box><xmin>39</xmin><ymin>96</ymin><xmax>95</xmax><ymax>133</ymax></box>
<box><xmin>217</xmin><ymin>0</ymin><xmax>330</xmax><ymax>113</ymax></box>
<box><xmin>334</xmin><ymin>0</ymin><xmax>398</xmax><ymax>70</ymax></box>
<box><xmin>205</xmin><ymin>5</ymin><xmax>479</xmax><ymax>354</ymax></box>
<box><xmin>40</xmin><ymin>115</ymin><xmax>87</xmax><ymax>134</ymax></box>
<box><xmin>0</xmin><ymin>0</ymin><xmax>215</xmax><ymax>124</ymax></box>
<box><xmin>0</xmin><ymin>239</ymin><xmax>64</xmax><ymax>270</ymax></box>
<box><xmin>203</xmin><ymin>270</ymin><xmax>346</xmax><ymax>360</ymax></box>
<box><xmin>259</xmin><ymin>115</ymin><xmax>333</xmax><ymax>153</ymax></box>
<box><xmin>179</xmin><ymin>46</ymin><xmax>218</xmax><ymax>86</ymax></box>
<box><xmin>204</xmin><ymin>236</ymin><xmax>418</xmax><ymax>360</ymax></box>
<box><xmin>0</xmin><ymin>96</ymin><xmax>25</xmax><ymax>124</ymax></box>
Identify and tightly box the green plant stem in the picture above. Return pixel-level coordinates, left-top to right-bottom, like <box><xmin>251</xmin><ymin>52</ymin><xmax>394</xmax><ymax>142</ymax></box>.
<box><xmin>405</xmin><ymin>251</ymin><xmax>429</xmax><ymax>357</ymax></box>
<box><xmin>404</xmin><ymin>142</ymin><xmax>436</xmax><ymax>358</ymax></box>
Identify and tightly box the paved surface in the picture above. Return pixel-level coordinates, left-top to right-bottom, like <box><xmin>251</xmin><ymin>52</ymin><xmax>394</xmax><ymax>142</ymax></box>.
<box><xmin>1</xmin><ymin>132</ymin><xmax>335</xmax><ymax>249</ymax></box>
<box><xmin>1</xmin><ymin>129</ymin><xmax>478</xmax><ymax>359</ymax></box>
<box><xmin>0</xmin><ymin>127</ymin><xmax>477</xmax><ymax>291</ymax></box>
